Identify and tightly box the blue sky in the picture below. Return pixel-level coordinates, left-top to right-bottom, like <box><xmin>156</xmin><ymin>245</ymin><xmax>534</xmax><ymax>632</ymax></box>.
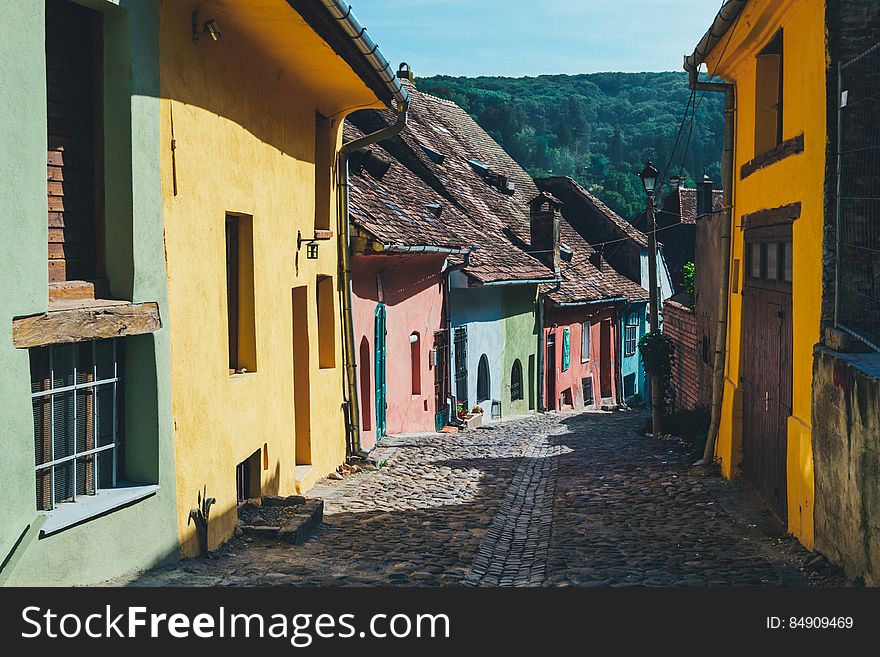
<box><xmin>352</xmin><ymin>0</ymin><xmax>723</xmax><ymax>77</ymax></box>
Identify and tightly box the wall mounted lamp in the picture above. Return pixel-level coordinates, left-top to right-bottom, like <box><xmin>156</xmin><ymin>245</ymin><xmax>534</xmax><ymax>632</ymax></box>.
<box><xmin>297</xmin><ymin>230</ymin><xmax>320</xmax><ymax>260</ymax></box>
<box><xmin>193</xmin><ymin>9</ymin><xmax>222</xmax><ymax>42</ymax></box>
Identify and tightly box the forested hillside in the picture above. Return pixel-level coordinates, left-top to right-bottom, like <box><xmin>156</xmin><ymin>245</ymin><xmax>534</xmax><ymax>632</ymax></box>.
<box><xmin>418</xmin><ymin>72</ymin><xmax>724</xmax><ymax>219</ymax></box>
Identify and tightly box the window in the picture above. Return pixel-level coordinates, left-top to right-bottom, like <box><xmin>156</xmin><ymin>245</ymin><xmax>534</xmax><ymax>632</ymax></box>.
<box><xmin>410</xmin><ymin>332</ymin><xmax>421</xmax><ymax>395</ymax></box>
<box><xmin>236</xmin><ymin>449</ymin><xmax>261</xmax><ymax>502</ymax></box>
<box><xmin>510</xmin><ymin>359</ymin><xmax>523</xmax><ymax>401</ymax></box>
<box><xmin>31</xmin><ymin>339</ymin><xmax>121</xmax><ymax>511</ymax></box>
<box><xmin>624</xmin><ymin>312</ymin><xmax>639</xmax><ymax>357</ymax></box>
<box><xmin>783</xmin><ymin>241</ymin><xmax>793</xmax><ymax>282</ymax></box>
<box><xmin>755</xmin><ymin>30</ymin><xmax>783</xmax><ymax>156</ymax></box>
<box><xmin>314</xmin><ymin>113</ymin><xmax>332</xmax><ymax>230</ymax></box>
<box><xmin>747</xmin><ymin>239</ymin><xmax>792</xmax><ymax>283</ymax></box>
<box><xmin>749</xmin><ymin>242</ymin><xmax>763</xmax><ymax>279</ymax></box>
<box><xmin>47</xmin><ymin>0</ymin><xmax>102</xmax><ymax>283</ymax></box>
<box><xmin>226</xmin><ymin>214</ymin><xmax>256</xmax><ymax>373</ymax></box>
<box><xmin>581</xmin><ymin>322</ymin><xmax>590</xmax><ymax>363</ymax></box>
<box><xmin>562</xmin><ymin>328</ymin><xmax>571</xmax><ymax>371</ymax></box>
<box><xmin>477</xmin><ymin>354</ymin><xmax>490</xmax><ymax>402</ymax></box>
<box><xmin>316</xmin><ymin>276</ymin><xmax>336</xmax><ymax>369</ymax></box>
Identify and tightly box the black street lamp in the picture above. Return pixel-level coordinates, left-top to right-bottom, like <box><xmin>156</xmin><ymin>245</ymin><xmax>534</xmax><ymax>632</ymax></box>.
<box><xmin>639</xmin><ymin>160</ymin><xmax>659</xmax><ymax>197</ymax></box>
<box><xmin>640</xmin><ymin>160</ymin><xmax>662</xmax><ymax>437</ymax></box>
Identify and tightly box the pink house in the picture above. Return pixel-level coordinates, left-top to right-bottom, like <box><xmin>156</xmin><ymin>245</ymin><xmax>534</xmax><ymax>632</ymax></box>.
<box><xmin>351</xmin><ymin>253</ymin><xmax>449</xmax><ymax>449</ymax></box>
<box><xmin>346</xmin><ymin>122</ymin><xmax>471</xmax><ymax>449</ymax></box>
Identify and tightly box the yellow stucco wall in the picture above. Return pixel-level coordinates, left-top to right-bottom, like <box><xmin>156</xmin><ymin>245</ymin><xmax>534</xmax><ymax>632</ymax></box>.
<box><xmin>705</xmin><ymin>0</ymin><xmax>826</xmax><ymax>548</ymax></box>
<box><xmin>159</xmin><ymin>1</ymin><xmax>385</xmax><ymax>557</ymax></box>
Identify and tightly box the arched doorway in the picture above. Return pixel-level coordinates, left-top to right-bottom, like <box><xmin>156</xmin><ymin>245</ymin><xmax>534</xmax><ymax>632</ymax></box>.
<box><xmin>510</xmin><ymin>359</ymin><xmax>523</xmax><ymax>401</ymax></box>
<box><xmin>359</xmin><ymin>336</ymin><xmax>371</xmax><ymax>432</ymax></box>
<box><xmin>477</xmin><ymin>354</ymin><xmax>490</xmax><ymax>402</ymax></box>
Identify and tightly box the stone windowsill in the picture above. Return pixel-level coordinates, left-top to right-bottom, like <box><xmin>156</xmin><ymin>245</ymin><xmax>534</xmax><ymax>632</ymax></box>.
<box><xmin>39</xmin><ymin>483</ymin><xmax>160</xmax><ymax>538</ymax></box>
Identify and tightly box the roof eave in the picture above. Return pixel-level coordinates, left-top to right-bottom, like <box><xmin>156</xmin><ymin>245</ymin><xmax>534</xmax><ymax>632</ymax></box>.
<box><xmin>684</xmin><ymin>0</ymin><xmax>749</xmax><ymax>74</ymax></box>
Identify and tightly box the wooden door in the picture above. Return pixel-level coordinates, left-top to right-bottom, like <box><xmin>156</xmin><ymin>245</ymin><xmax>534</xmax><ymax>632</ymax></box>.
<box><xmin>741</xmin><ymin>226</ymin><xmax>793</xmax><ymax>521</ymax></box>
<box><xmin>546</xmin><ymin>333</ymin><xmax>556</xmax><ymax>410</ymax></box>
<box><xmin>433</xmin><ymin>330</ymin><xmax>449</xmax><ymax>430</ymax></box>
<box><xmin>599</xmin><ymin>319</ymin><xmax>612</xmax><ymax>398</ymax></box>
<box><xmin>374</xmin><ymin>304</ymin><xmax>387</xmax><ymax>439</ymax></box>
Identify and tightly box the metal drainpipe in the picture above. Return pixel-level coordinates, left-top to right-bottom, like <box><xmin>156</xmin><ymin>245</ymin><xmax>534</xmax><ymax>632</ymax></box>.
<box><xmin>686</xmin><ymin>68</ymin><xmax>736</xmax><ymax>466</ymax></box>
<box><xmin>338</xmin><ymin>106</ymin><xmax>409</xmax><ymax>459</ymax></box>
<box><xmin>443</xmin><ymin>250</ymin><xmax>473</xmax><ymax>426</ymax></box>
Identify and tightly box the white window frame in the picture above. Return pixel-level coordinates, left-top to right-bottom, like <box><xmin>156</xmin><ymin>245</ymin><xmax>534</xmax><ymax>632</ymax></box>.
<box><xmin>581</xmin><ymin>322</ymin><xmax>590</xmax><ymax>363</ymax></box>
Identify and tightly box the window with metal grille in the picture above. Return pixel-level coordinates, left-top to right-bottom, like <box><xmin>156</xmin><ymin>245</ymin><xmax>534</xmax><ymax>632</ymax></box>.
<box><xmin>30</xmin><ymin>339</ymin><xmax>122</xmax><ymax>511</ymax></box>
<box><xmin>835</xmin><ymin>41</ymin><xmax>880</xmax><ymax>350</ymax></box>
<box><xmin>624</xmin><ymin>312</ymin><xmax>639</xmax><ymax>357</ymax></box>
<box><xmin>454</xmin><ymin>326</ymin><xmax>468</xmax><ymax>409</ymax></box>
<box><xmin>510</xmin><ymin>359</ymin><xmax>523</xmax><ymax>401</ymax></box>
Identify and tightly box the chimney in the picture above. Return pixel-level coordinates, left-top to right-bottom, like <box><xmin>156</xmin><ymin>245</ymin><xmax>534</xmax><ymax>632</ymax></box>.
<box><xmin>397</xmin><ymin>62</ymin><xmax>415</xmax><ymax>84</ymax></box>
<box><xmin>696</xmin><ymin>173</ymin><xmax>714</xmax><ymax>218</ymax></box>
<box><xmin>529</xmin><ymin>192</ymin><xmax>562</xmax><ymax>274</ymax></box>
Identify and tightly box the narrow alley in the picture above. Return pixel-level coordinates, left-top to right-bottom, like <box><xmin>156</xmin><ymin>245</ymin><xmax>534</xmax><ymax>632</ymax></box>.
<box><xmin>110</xmin><ymin>411</ymin><xmax>846</xmax><ymax>588</ymax></box>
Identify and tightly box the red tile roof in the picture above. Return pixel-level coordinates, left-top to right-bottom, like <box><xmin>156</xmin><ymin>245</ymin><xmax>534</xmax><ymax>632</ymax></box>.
<box><xmin>346</xmin><ymin>81</ymin><xmax>647</xmax><ymax>304</ymax></box>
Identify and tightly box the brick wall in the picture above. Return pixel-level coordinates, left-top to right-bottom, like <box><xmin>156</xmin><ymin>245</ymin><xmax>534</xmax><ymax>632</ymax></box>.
<box><xmin>663</xmin><ymin>298</ymin><xmax>700</xmax><ymax>411</ymax></box>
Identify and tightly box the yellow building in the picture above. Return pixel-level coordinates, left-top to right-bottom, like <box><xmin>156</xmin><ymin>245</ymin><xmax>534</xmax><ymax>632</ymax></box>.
<box><xmin>686</xmin><ymin>0</ymin><xmax>827</xmax><ymax>547</ymax></box>
<box><xmin>159</xmin><ymin>0</ymin><xmax>405</xmax><ymax>556</ymax></box>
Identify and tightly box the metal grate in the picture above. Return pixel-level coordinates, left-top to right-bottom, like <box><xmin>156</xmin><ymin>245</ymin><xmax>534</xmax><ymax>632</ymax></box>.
<box><xmin>454</xmin><ymin>326</ymin><xmax>468</xmax><ymax>410</ymax></box>
<box><xmin>30</xmin><ymin>339</ymin><xmax>121</xmax><ymax>511</ymax></box>
<box><xmin>836</xmin><ymin>42</ymin><xmax>880</xmax><ymax>350</ymax></box>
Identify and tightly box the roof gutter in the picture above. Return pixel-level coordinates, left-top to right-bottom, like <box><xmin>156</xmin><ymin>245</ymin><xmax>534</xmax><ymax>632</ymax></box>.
<box><xmin>683</xmin><ymin>0</ymin><xmax>749</xmax><ymax>84</ymax></box>
<box><xmin>479</xmin><ymin>277</ymin><xmax>561</xmax><ymax>287</ymax></box>
<box><xmin>379</xmin><ymin>244</ymin><xmax>472</xmax><ymax>255</ymax></box>
<box><xmin>553</xmin><ymin>296</ymin><xmax>628</xmax><ymax>308</ymax></box>
<box><xmin>319</xmin><ymin>0</ymin><xmax>409</xmax><ymax>109</ymax></box>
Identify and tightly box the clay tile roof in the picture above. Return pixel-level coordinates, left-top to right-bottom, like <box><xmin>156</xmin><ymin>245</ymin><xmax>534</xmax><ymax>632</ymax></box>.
<box><xmin>536</xmin><ymin>176</ymin><xmax>648</xmax><ymax>248</ymax></box>
<box><xmin>547</xmin><ymin>218</ymin><xmax>649</xmax><ymax>305</ymax></box>
<box><xmin>348</xmin><ymin>84</ymin><xmax>554</xmax><ymax>284</ymax></box>
<box><xmin>345</xmin><ymin>122</ymin><xmax>469</xmax><ymax>251</ymax></box>
<box><xmin>346</xmin><ymin>82</ymin><xmax>651</xmax><ymax>304</ymax></box>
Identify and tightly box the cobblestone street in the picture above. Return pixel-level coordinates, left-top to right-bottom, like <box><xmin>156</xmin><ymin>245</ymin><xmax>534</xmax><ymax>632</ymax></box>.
<box><xmin>111</xmin><ymin>411</ymin><xmax>847</xmax><ymax>587</ymax></box>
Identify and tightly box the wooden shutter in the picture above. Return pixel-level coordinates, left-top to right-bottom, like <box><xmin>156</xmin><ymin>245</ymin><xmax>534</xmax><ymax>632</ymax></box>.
<box><xmin>46</xmin><ymin>0</ymin><xmax>101</xmax><ymax>282</ymax></box>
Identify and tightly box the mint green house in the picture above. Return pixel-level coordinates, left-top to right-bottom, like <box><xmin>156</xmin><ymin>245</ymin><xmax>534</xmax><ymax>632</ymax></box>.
<box><xmin>0</xmin><ymin>0</ymin><xmax>178</xmax><ymax>586</ymax></box>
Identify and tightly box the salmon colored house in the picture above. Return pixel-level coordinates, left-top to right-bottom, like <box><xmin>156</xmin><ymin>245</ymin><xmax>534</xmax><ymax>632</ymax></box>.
<box><xmin>346</xmin><ymin>120</ymin><xmax>471</xmax><ymax>448</ymax></box>
<box><xmin>536</xmin><ymin>193</ymin><xmax>650</xmax><ymax>412</ymax></box>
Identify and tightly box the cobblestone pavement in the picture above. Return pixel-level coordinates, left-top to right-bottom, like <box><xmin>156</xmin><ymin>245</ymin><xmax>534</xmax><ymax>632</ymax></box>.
<box><xmin>108</xmin><ymin>410</ymin><xmax>848</xmax><ymax>587</ymax></box>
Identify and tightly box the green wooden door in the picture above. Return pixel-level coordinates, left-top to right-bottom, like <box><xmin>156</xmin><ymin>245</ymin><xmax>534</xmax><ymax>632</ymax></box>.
<box><xmin>374</xmin><ymin>304</ymin><xmax>387</xmax><ymax>438</ymax></box>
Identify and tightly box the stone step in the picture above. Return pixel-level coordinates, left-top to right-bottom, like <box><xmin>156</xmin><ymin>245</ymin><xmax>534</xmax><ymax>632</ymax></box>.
<box><xmin>237</xmin><ymin>497</ymin><xmax>323</xmax><ymax>546</ymax></box>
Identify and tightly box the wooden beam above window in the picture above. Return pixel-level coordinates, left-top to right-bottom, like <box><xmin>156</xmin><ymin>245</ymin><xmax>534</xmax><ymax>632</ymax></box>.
<box><xmin>12</xmin><ymin>301</ymin><xmax>161</xmax><ymax>349</ymax></box>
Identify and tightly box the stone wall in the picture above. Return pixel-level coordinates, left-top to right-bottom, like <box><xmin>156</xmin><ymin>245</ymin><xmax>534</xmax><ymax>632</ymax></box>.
<box><xmin>812</xmin><ymin>347</ymin><xmax>880</xmax><ymax>585</ymax></box>
<box><xmin>663</xmin><ymin>298</ymin><xmax>700</xmax><ymax>412</ymax></box>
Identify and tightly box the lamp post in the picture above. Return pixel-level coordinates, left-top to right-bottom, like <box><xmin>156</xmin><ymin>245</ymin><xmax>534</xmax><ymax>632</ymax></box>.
<box><xmin>639</xmin><ymin>160</ymin><xmax>662</xmax><ymax>436</ymax></box>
